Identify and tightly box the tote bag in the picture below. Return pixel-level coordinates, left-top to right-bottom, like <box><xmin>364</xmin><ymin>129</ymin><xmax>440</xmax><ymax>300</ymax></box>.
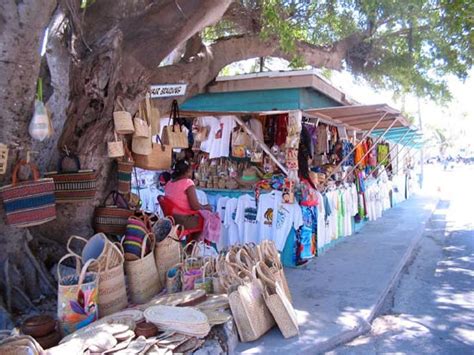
<box><xmin>161</xmin><ymin>100</ymin><xmax>188</xmax><ymax>149</ymax></box>
<box><xmin>133</xmin><ymin>135</ymin><xmax>172</xmax><ymax>170</ymax></box>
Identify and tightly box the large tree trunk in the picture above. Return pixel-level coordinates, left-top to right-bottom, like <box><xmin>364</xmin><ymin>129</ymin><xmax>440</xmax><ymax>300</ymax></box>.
<box><xmin>0</xmin><ymin>0</ymin><xmax>232</xmax><ymax>324</ymax></box>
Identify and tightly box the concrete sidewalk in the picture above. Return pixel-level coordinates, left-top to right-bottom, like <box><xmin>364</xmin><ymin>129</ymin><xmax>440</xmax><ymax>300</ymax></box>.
<box><xmin>236</xmin><ymin>194</ymin><xmax>437</xmax><ymax>354</ymax></box>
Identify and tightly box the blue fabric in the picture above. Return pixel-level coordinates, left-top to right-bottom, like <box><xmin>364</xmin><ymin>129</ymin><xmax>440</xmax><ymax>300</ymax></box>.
<box><xmin>281</xmin><ymin>228</ymin><xmax>298</xmax><ymax>268</ymax></box>
<box><xmin>300</xmin><ymin>206</ymin><xmax>317</xmax><ymax>259</ymax></box>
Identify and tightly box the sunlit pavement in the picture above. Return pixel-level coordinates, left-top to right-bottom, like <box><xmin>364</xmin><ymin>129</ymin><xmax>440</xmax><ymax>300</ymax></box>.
<box><xmin>331</xmin><ymin>164</ymin><xmax>474</xmax><ymax>354</ymax></box>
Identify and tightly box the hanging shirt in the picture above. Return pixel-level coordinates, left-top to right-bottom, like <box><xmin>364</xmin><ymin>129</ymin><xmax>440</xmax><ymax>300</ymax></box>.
<box><xmin>209</xmin><ymin>116</ymin><xmax>237</xmax><ymax>159</ymax></box>
<box><xmin>273</xmin><ymin>202</ymin><xmax>303</xmax><ymax>251</ymax></box>
<box><xmin>224</xmin><ymin>198</ymin><xmax>240</xmax><ymax>245</ymax></box>
<box><xmin>316</xmin><ymin>192</ymin><xmax>327</xmax><ymax>250</ymax></box>
<box><xmin>216</xmin><ymin>197</ymin><xmax>229</xmax><ymax>251</ymax></box>
<box><xmin>235</xmin><ymin>194</ymin><xmax>258</xmax><ymax>244</ymax></box>
<box><xmin>199</xmin><ymin>116</ymin><xmax>221</xmax><ymax>153</ymax></box>
<box><xmin>256</xmin><ymin>190</ymin><xmax>282</xmax><ymax>242</ymax></box>
<box><xmin>248</xmin><ymin>118</ymin><xmax>264</xmax><ymax>148</ymax></box>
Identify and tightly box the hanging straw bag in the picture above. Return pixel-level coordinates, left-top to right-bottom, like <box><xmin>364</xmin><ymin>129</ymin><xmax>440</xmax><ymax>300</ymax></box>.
<box><xmin>155</xmin><ymin>221</ymin><xmax>183</xmax><ymax>287</ymax></box>
<box><xmin>108</xmin><ymin>132</ymin><xmax>125</xmax><ymax>158</ymax></box>
<box><xmin>57</xmin><ymin>254</ymin><xmax>99</xmax><ymax>335</ymax></box>
<box><xmin>227</xmin><ymin>263</ymin><xmax>275</xmax><ymax>342</ymax></box>
<box><xmin>113</xmin><ymin>99</ymin><xmax>134</xmax><ymax>134</ymax></box>
<box><xmin>145</xmin><ymin>93</ymin><xmax>161</xmax><ymax>136</ymax></box>
<box><xmin>93</xmin><ymin>191</ymin><xmax>134</xmax><ymax>235</ymax></box>
<box><xmin>131</xmin><ymin>131</ymin><xmax>152</xmax><ymax>156</ymax></box>
<box><xmin>45</xmin><ymin>154</ymin><xmax>98</xmax><ymax>203</ymax></box>
<box><xmin>133</xmin><ymin>135</ymin><xmax>172</xmax><ymax>170</ymax></box>
<box><xmin>0</xmin><ymin>160</ymin><xmax>56</xmax><ymax>227</ymax></box>
<box><xmin>161</xmin><ymin>100</ymin><xmax>188</xmax><ymax>149</ymax></box>
<box><xmin>133</xmin><ymin>103</ymin><xmax>151</xmax><ymax>138</ymax></box>
<box><xmin>255</xmin><ymin>262</ymin><xmax>299</xmax><ymax>338</ymax></box>
<box><xmin>117</xmin><ymin>146</ymin><xmax>134</xmax><ymax>195</ymax></box>
<box><xmin>124</xmin><ymin>233</ymin><xmax>161</xmax><ymax>304</ymax></box>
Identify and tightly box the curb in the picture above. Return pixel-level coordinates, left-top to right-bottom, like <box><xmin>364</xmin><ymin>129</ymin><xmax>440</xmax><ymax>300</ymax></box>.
<box><xmin>309</xmin><ymin>196</ymin><xmax>439</xmax><ymax>354</ymax></box>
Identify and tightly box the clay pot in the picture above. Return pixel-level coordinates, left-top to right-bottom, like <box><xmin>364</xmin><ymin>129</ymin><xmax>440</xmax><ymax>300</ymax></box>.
<box><xmin>134</xmin><ymin>322</ymin><xmax>158</xmax><ymax>338</ymax></box>
<box><xmin>21</xmin><ymin>315</ymin><xmax>56</xmax><ymax>338</ymax></box>
<box><xmin>35</xmin><ymin>330</ymin><xmax>61</xmax><ymax>349</ymax></box>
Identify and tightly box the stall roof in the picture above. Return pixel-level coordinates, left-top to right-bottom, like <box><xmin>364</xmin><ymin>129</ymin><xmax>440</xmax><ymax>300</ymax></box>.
<box><xmin>372</xmin><ymin>127</ymin><xmax>425</xmax><ymax>148</ymax></box>
<box><xmin>304</xmin><ymin>104</ymin><xmax>410</xmax><ymax>131</ymax></box>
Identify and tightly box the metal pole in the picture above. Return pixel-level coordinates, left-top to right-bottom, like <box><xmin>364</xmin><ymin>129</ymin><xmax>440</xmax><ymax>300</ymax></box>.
<box><xmin>382</xmin><ymin>137</ymin><xmax>418</xmax><ymax>178</ymax></box>
<box><xmin>369</xmin><ymin>129</ymin><xmax>413</xmax><ymax>176</ymax></box>
<box><xmin>329</xmin><ymin>111</ymin><xmax>389</xmax><ymax>178</ymax></box>
<box><xmin>232</xmin><ymin>114</ymin><xmax>289</xmax><ymax>176</ymax></box>
<box><xmin>341</xmin><ymin>116</ymin><xmax>399</xmax><ymax>182</ymax></box>
<box><xmin>394</xmin><ymin>147</ymin><xmax>416</xmax><ymax>176</ymax></box>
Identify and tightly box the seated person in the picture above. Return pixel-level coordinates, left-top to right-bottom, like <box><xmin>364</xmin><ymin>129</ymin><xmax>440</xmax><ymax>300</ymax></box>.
<box><xmin>164</xmin><ymin>160</ymin><xmax>211</xmax><ymax>230</ymax></box>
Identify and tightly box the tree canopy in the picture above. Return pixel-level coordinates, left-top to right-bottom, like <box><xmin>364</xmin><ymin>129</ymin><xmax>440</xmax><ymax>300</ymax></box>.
<box><xmin>197</xmin><ymin>0</ymin><xmax>473</xmax><ymax>102</ymax></box>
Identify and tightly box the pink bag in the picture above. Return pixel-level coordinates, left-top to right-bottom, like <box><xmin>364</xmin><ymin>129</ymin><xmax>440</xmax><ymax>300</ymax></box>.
<box><xmin>198</xmin><ymin>210</ymin><xmax>221</xmax><ymax>243</ymax></box>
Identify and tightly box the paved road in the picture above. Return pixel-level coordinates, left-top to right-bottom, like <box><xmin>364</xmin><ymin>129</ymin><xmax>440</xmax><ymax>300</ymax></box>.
<box><xmin>331</xmin><ymin>165</ymin><xmax>474</xmax><ymax>354</ymax></box>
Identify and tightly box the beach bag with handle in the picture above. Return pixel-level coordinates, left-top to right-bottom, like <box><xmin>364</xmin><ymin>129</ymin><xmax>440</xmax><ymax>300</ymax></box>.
<box><xmin>123</xmin><ymin>233</ymin><xmax>161</xmax><ymax>304</ymax></box>
<box><xmin>161</xmin><ymin>100</ymin><xmax>188</xmax><ymax>149</ymax></box>
<box><xmin>145</xmin><ymin>93</ymin><xmax>161</xmax><ymax>136</ymax></box>
<box><xmin>133</xmin><ymin>135</ymin><xmax>172</xmax><ymax>170</ymax></box>
<box><xmin>45</xmin><ymin>154</ymin><xmax>97</xmax><ymax>203</ymax></box>
<box><xmin>255</xmin><ymin>261</ymin><xmax>299</xmax><ymax>338</ymax></box>
<box><xmin>260</xmin><ymin>240</ymin><xmax>292</xmax><ymax>302</ymax></box>
<box><xmin>0</xmin><ymin>160</ymin><xmax>56</xmax><ymax>227</ymax></box>
<box><xmin>93</xmin><ymin>191</ymin><xmax>134</xmax><ymax>235</ymax></box>
<box><xmin>108</xmin><ymin>131</ymin><xmax>125</xmax><ymax>158</ymax></box>
<box><xmin>227</xmin><ymin>262</ymin><xmax>275</xmax><ymax>342</ymax></box>
<box><xmin>155</xmin><ymin>219</ymin><xmax>183</xmax><ymax>287</ymax></box>
<box><xmin>117</xmin><ymin>146</ymin><xmax>134</xmax><ymax>195</ymax></box>
<box><xmin>57</xmin><ymin>254</ymin><xmax>99</xmax><ymax>335</ymax></box>
<box><xmin>133</xmin><ymin>103</ymin><xmax>151</xmax><ymax>138</ymax></box>
<box><xmin>113</xmin><ymin>98</ymin><xmax>134</xmax><ymax>134</ymax></box>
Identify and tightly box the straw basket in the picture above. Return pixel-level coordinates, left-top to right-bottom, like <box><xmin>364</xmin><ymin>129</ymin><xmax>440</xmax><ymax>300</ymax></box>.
<box><xmin>57</xmin><ymin>254</ymin><xmax>99</xmax><ymax>336</ymax></box>
<box><xmin>108</xmin><ymin>132</ymin><xmax>125</xmax><ymax>158</ymax></box>
<box><xmin>97</xmin><ymin>243</ymin><xmax>128</xmax><ymax>317</ymax></box>
<box><xmin>131</xmin><ymin>133</ymin><xmax>152</xmax><ymax>156</ymax></box>
<box><xmin>113</xmin><ymin>99</ymin><xmax>134</xmax><ymax>135</ymax></box>
<box><xmin>154</xmin><ymin>223</ymin><xmax>183</xmax><ymax>287</ymax></box>
<box><xmin>124</xmin><ymin>234</ymin><xmax>161</xmax><ymax>304</ymax></box>
<box><xmin>133</xmin><ymin>105</ymin><xmax>150</xmax><ymax>138</ymax></box>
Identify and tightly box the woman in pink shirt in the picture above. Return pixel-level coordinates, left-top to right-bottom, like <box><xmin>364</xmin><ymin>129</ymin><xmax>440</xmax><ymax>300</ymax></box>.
<box><xmin>164</xmin><ymin>160</ymin><xmax>211</xmax><ymax>212</ymax></box>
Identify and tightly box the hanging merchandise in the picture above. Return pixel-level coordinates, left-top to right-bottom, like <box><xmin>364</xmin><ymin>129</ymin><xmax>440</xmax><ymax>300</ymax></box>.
<box><xmin>0</xmin><ymin>143</ymin><xmax>8</xmax><ymax>174</ymax></box>
<box><xmin>154</xmin><ymin>220</ymin><xmax>183</xmax><ymax>287</ymax></box>
<box><xmin>113</xmin><ymin>98</ymin><xmax>134</xmax><ymax>135</ymax></box>
<box><xmin>29</xmin><ymin>79</ymin><xmax>53</xmax><ymax>142</ymax></box>
<box><xmin>107</xmin><ymin>131</ymin><xmax>125</xmax><ymax>158</ymax></box>
<box><xmin>250</xmin><ymin>148</ymin><xmax>263</xmax><ymax>163</ymax></box>
<box><xmin>231</xmin><ymin>126</ymin><xmax>251</xmax><ymax>158</ymax></box>
<box><xmin>133</xmin><ymin>135</ymin><xmax>172</xmax><ymax>171</ymax></box>
<box><xmin>282</xmin><ymin>178</ymin><xmax>295</xmax><ymax>204</ymax></box>
<box><xmin>93</xmin><ymin>191</ymin><xmax>134</xmax><ymax>235</ymax></box>
<box><xmin>117</xmin><ymin>146</ymin><xmax>134</xmax><ymax>195</ymax></box>
<box><xmin>161</xmin><ymin>100</ymin><xmax>188</xmax><ymax>149</ymax></box>
<box><xmin>57</xmin><ymin>255</ymin><xmax>99</xmax><ymax>335</ymax></box>
<box><xmin>192</xmin><ymin>117</ymin><xmax>210</xmax><ymax>143</ymax></box>
<box><xmin>133</xmin><ymin>103</ymin><xmax>151</xmax><ymax>138</ymax></box>
<box><xmin>145</xmin><ymin>93</ymin><xmax>161</xmax><ymax>136</ymax></box>
<box><xmin>45</xmin><ymin>153</ymin><xmax>98</xmax><ymax>203</ymax></box>
<box><xmin>0</xmin><ymin>160</ymin><xmax>56</xmax><ymax>227</ymax></box>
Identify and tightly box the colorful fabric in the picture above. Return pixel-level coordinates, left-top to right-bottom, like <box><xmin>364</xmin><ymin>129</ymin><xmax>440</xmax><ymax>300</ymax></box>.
<box><xmin>300</xmin><ymin>206</ymin><xmax>317</xmax><ymax>259</ymax></box>
<box><xmin>199</xmin><ymin>210</ymin><xmax>221</xmax><ymax>243</ymax></box>
<box><xmin>164</xmin><ymin>178</ymin><xmax>195</xmax><ymax>210</ymax></box>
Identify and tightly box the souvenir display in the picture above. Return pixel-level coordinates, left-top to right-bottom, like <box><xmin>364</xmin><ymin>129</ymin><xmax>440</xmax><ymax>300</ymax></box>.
<box><xmin>161</xmin><ymin>100</ymin><xmax>188</xmax><ymax>149</ymax></box>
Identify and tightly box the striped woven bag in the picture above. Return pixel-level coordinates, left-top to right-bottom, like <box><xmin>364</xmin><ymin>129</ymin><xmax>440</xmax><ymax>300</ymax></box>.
<box><xmin>0</xmin><ymin>160</ymin><xmax>56</xmax><ymax>227</ymax></box>
<box><xmin>117</xmin><ymin>146</ymin><xmax>134</xmax><ymax>195</ymax></box>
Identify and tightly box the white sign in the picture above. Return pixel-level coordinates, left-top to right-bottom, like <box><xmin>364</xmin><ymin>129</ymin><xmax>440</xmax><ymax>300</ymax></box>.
<box><xmin>150</xmin><ymin>84</ymin><xmax>187</xmax><ymax>98</ymax></box>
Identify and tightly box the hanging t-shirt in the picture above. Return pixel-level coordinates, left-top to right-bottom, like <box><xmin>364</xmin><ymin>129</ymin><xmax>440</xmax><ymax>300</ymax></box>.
<box><xmin>216</xmin><ymin>197</ymin><xmax>229</xmax><ymax>251</ymax></box>
<box><xmin>209</xmin><ymin>116</ymin><xmax>237</xmax><ymax>159</ymax></box>
<box><xmin>248</xmin><ymin>118</ymin><xmax>264</xmax><ymax>149</ymax></box>
<box><xmin>273</xmin><ymin>202</ymin><xmax>303</xmax><ymax>251</ymax></box>
<box><xmin>199</xmin><ymin>116</ymin><xmax>220</xmax><ymax>154</ymax></box>
<box><xmin>235</xmin><ymin>194</ymin><xmax>259</xmax><ymax>244</ymax></box>
<box><xmin>224</xmin><ymin>198</ymin><xmax>240</xmax><ymax>245</ymax></box>
<box><xmin>316</xmin><ymin>191</ymin><xmax>327</xmax><ymax>251</ymax></box>
<box><xmin>256</xmin><ymin>190</ymin><xmax>282</xmax><ymax>242</ymax></box>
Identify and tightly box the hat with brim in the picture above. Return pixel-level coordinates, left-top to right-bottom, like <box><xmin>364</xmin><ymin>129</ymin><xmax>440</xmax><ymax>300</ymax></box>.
<box><xmin>237</xmin><ymin>168</ymin><xmax>260</xmax><ymax>187</ymax></box>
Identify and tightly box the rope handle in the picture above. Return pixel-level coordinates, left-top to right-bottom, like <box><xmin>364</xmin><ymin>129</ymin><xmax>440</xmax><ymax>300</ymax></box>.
<box><xmin>66</xmin><ymin>235</ymin><xmax>88</xmax><ymax>257</ymax></box>
<box><xmin>11</xmin><ymin>160</ymin><xmax>40</xmax><ymax>186</ymax></box>
<box><xmin>57</xmin><ymin>253</ymin><xmax>82</xmax><ymax>283</ymax></box>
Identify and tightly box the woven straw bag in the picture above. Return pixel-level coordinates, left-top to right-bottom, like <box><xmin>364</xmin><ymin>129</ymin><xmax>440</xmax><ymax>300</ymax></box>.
<box><xmin>57</xmin><ymin>254</ymin><xmax>99</xmax><ymax>335</ymax></box>
<box><xmin>133</xmin><ymin>135</ymin><xmax>172</xmax><ymax>171</ymax></box>
<box><xmin>260</xmin><ymin>240</ymin><xmax>292</xmax><ymax>302</ymax></box>
<box><xmin>161</xmin><ymin>100</ymin><xmax>188</xmax><ymax>149</ymax></box>
<box><xmin>93</xmin><ymin>191</ymin><xmax>134</xmax><ymax>236</ymax></box>
<box><xmin>255</xmin><ymin>262</ymin><xmax>299</xmax><ymax>338</ymax></box>
<box><xmin>124</xmin><ymin>233</ymin><xmax>161</xmax><ymax>304</ymax></box>
<box><xmin>131</xmin><ymin>131</ymin><xmax>152</xmax><ymax>155</ymax></box>
<box><xmin>117</xmin><ymin>146</ymin><xmax>134</xmax><ymax>195</ymax></box>
<box><xmin>113</xmin><ymin>99</ymin><xmax>134</xmax><ymax>134</ymax></box>
<box><xmin>165</xmin><ymin>263</ymin><xmax>183</xmax><ymax>294</ymax></box>
<box><xmin>108</xmin><ymin>131</ymin><xmax>125</xmax><ymax>158</ymax></box>
<box><xmin>96</xmin><ymin>243</ymin><xmax>128</xmax><ymax>317</ymax></box>
<box><xmin>194</xmin><ymin>262</ymin><xmax>213</xmax><ymax>294</ymax></box>
<box><xmin>154</xmin><ymin>222</ymin><xmax>183</xmax><ymax>287</ymax></box>
<box><xmin>145</xmin><ymin>93</ymin><xmax>161</xmax><ymax>136</ymax></box>
<box><xmin>133</xmin><ymin>104</ymin><xmax>151</xmax><ymax>138</ymax></box>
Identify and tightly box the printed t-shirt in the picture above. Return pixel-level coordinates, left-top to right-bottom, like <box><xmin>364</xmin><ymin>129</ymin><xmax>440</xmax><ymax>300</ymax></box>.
<box><xmin>273</xmin><ymin>202</ymin><xmax>303</xmax><ymax>251</ymax></box>
<box><xmin>256</xmin><ymin>190</ymin><xmax>282</xmax><ymax>242</ymax></box>
<box><xmin>216</xmin><ymin>197</ymin><xmax>229</xmax><ymax>251</ymax></box>
<box><xmin>224</xmin><ymin>198</ymin><xmax>240</xmax><ymax>245</ymax></box>
<box><xmin>209</xmin><ymin>116</ymin><xmax>237</xmax><ymax>159</ymax></box>
<box><xmin>164</xmin><ymin>178</ymin><xmax>194</xmax><ymax>210</ymax></box>
<box><xmin>199</xmin><ymin>116</ymin><xmax>220</xmax><ymax>153</ymax></box>
<box><xmin>235</xmin><ymin>194</ymin><xmax>258</xmax><ymax>244</ymax></box>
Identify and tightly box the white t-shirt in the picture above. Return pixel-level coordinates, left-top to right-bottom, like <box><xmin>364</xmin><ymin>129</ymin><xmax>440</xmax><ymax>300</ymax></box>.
<box><xmin>235</xmin><ymin>194</ymin><xmax>259</xmax><ymax>244</ymax></box>
<box><xmin>196</xmin><ymin>189</ymin><xmax>208</xmax><ymax>206</ymax></box>
<box><xmin>248</xmin><ymin>118</ymin><xmax>263</xmax><ymax>149</ymax></box>
<box><xmin>316</xmin><ymin>191</ymin><xmax>326</xmax><ymax>250</ymax></box>
<box><xmin>256</xmin><ymin>190</ymin><xmax>283</xmax><ymax>242</ymax></box>
<box><xmin>273</xmin><ymin>201</ymin><xmax>303</xmax><ymax>251</ymax></box>
<box><xmin>209</xmin><ymin>116</ymin><xmax>237</xmax><ymax>159</ymax></box>
<box><xmin>224</xmin><ymin>198</ymin><xmax>240</xmax><ymax>245</ymax></box>
<box><xmin>199</xmin><ymin>116</ymin><xmax>220</xmax><ymax>153</ymax></box>
<box><xmin>216</xmin><ymin>197</ymin><xmax>229</xmax><ymax>251</ymax></box>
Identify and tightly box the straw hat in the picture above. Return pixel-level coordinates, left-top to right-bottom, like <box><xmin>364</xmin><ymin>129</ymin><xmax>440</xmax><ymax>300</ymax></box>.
<box><xmin>237</xmin><ymin>167</ymin><xmax>261</xmax><ymax>187</ymax></box>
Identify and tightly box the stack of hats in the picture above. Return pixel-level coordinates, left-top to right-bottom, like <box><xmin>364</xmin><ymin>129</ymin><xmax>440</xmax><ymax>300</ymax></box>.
<box><xmin>144</xmin><ymin>305</ymin><xmax>210</xmax><ymax>338</ymax></box>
